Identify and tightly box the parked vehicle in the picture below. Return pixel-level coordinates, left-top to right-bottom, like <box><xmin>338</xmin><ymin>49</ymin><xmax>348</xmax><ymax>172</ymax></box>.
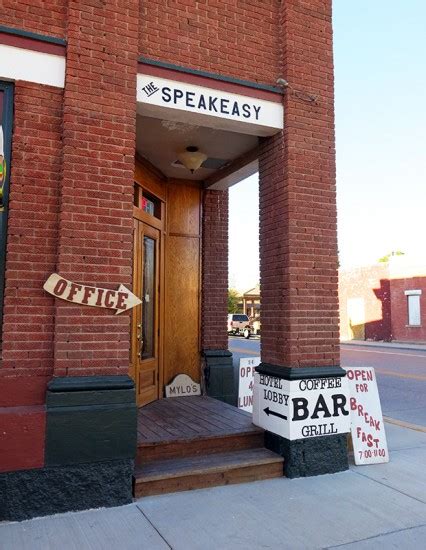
<box><xmin>227</xmin><ymin>314</ymin><xmax>252</xmax><ymax>338</ymax></box>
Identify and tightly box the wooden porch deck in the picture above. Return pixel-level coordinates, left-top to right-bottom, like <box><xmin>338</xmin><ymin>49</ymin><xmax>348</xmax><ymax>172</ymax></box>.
<box><xmin>134</xmin><ymin>396</ymin><xmax>284</xmax><ymax>497</ymax></box>
<box><xmin>137</xmin><ymin>395</ymin><xmax>262</xmax><ymax>445</ymax></box>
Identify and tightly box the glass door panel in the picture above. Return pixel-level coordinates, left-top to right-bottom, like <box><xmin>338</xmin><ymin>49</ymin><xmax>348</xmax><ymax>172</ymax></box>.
<box><xmin>141</xmin><ymin>235</ymin><xmax>156</xmax><ymax>359</ymax></box>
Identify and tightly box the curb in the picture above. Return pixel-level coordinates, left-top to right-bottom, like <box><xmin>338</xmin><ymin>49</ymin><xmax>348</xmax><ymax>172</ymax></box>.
<box><xmin>341</xmin><ymin>340</ymin><xmax>426</xmax><ymax>352</ymax></box>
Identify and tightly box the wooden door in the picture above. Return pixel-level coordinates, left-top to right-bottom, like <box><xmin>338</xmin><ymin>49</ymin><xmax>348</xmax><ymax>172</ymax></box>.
<box><xmin>132</xmin><ymin>219</ymin><xmax>161</xmax><ymax>406</ymax></box>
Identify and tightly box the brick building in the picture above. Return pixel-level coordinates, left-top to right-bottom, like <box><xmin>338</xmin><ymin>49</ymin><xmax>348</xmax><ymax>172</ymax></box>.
<box><xmin>339</xmin><ymin>258</ymin><xmax>426</xmax><ymax>343</ymax></box>
<box><xmin>1</xmin><ymin>1</ymin><xmax>347</xmax><ymax>521</ymax></box>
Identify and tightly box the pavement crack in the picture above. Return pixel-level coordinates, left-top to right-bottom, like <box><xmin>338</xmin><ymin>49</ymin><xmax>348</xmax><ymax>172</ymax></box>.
<box><xmin>323</xmin><ymin>522</ymin><xmax>426</xmax><ymax>548</ymax></box>
<box><xmin>384</xmin><ymin>445</ymin><xmax>426</xmax><ymax>452</ymax></box>
<box><xmin>352</xmin><ymin>469</ymin><xmax>426</xmax><ymax>505</ymax></box>
<box><xmin>135</xmin><ymin>504</ymin><xmax>174</xmax><ymax>549</ymax></box>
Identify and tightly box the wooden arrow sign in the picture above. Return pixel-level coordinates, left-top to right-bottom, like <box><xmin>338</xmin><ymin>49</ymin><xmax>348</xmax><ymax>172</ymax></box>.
<box><xmin>43</xmin><ymin>273</ymin><xmax>142</xmax><ymax>314</ymax></box>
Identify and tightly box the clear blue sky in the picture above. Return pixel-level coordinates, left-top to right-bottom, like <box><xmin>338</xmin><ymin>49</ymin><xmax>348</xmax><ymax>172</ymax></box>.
<box><xmin>229</xmin><ymin>0</ymin><xmax>426</xmax><ymax>292</ymax></box>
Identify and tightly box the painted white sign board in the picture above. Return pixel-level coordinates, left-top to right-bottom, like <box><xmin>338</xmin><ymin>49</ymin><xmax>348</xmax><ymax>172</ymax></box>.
<box><xmin>238</xmin><ymin>357</ymin><xmax>260</xmax><ymax>412</ymax></box>
<box><xmin>0</xmin><ymin>44</ymin><xmax>66</xmax><ymax>88</ymax></box>
<box><xmin>344</xmin><ymin>367</ymin><xmax>389</xmax><ymax>465</ymax></box>
<box><xmin>43</xmin><ymin>273</ymin><xmax>141</xmax><ymax>314</ymax></box>
<box><xmin>137</xmin><ymin>74</ymin><xmax>283</xmax><ymax>137</ymax></box>
<box><xmin>253</xmin><ymin>373</ymin><xmax>350</xmax><ymax>440</ymax></box>
<box><xmin>165</xmin><ymin>374</ymin><xmax>201</xmax><ymax>398</ymax></box>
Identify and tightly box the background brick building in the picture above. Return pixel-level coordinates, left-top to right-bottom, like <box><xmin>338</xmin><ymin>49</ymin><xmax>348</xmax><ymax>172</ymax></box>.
<box><xmin>339</xmin><ymin>257</ymin><xmax>426</xmax><ymax>343</ymax></box>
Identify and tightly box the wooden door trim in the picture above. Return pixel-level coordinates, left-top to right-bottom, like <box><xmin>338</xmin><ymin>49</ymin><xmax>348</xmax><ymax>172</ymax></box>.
<box><xmin>132</xmin><ymin>182</ymin><xmax>166</xmax><ymax>405</ymax></box>
<box><xmin>140</xmin><ymin>223</ymin><xmax>160</xmax><ymax>405</ymax></box>
<box><xmin>132</xmin><ymin>218</ymin><xmax>163</xmax><ymax>406</ymax></box>
<box><xmin>130</xmin><ymin>218</ymin><xmax>140</xmax><ymax>384</ymax></box>
<box><xmin>133</xmin><ymin>206</ymin><xmax>163</xmax><ymax>230</ymax></box>
<box><xmin>158</xmin><ymin>216</ymin><xmax>165</xmax><ymax>398</ymax></box>
<box><xmin>135</xmin><ymin>155</ymin><xmax>167</xmax><ymax>201</ymax></box>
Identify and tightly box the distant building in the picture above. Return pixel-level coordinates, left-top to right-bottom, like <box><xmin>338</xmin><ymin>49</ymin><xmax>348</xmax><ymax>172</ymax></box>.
<box><xmin>339</xmin><ymin>257</ymin><xmax>426</xmax><ymax>343</ymax></box>
<box><xmin>242</xmin><ymin>284</ymin><xmax>260</xmax><ymax>334</ymax></box>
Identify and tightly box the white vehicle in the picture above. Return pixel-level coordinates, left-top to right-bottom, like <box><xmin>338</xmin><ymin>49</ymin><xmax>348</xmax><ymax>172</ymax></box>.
<box><xmin>227</xmin><ymin>314</ymin><xmax>252</xmax><ymax>339</ymax></box>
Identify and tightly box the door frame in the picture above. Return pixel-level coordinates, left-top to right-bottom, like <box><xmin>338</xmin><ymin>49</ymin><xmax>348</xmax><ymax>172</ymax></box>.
<box><xmin>132</xmin><ymin>178</ymin><xmax>166</xmax><ymax>405</ymax></box>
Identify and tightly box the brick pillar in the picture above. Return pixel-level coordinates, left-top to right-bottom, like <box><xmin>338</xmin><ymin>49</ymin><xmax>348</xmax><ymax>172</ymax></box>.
<box><xmin>54</xmin><ymin>1</ymin><xmax>138</xmax><ymax>376</ymax></box>
<box><xmin>43</xmin><ymin>0</ymin><xmax>139</xmax><ymax>513</ymax></box>
<box><xmin>254</xmin><ymin>0</ymin><xmax>349</xmax><ymax>477</ymax></box>
<box><xmin>201</xmin><ymin>189</ymin><xmax>234</xmax><ymax>404</ymax></box>
<box><xmin>201</xmin><ymin>189</ymin><xmax>229</xmax><ymax>351</ymax></box>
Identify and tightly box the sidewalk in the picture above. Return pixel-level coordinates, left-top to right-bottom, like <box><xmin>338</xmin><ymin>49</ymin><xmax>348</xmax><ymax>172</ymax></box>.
<box><xmin>1</xmin><ymin>422</ymin><xmax>426</xmax><ymax>549</ymax></box>
<box><xmin>341</xmin><ymin>339</ymin><xmax>426</xmax><ymax>352</ymax></box>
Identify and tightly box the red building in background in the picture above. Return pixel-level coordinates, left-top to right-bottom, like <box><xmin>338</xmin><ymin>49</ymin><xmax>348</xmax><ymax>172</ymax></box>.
<box><xmin>339</xmin><ymin>258</ymin><xmax>426</xmax><ymax>343</ymax></box>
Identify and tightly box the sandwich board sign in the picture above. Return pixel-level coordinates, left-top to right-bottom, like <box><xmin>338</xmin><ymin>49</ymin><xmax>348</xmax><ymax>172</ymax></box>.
<box><xmin>253</xmin><ymin>372</ymin><xmax>351</xmax><ymax>440</ymax></box>
<box><xmin>238</xmin><ymin>357</ymin><xmax>260</xmax><ymax>411</ymax></box>
<box><xmin>344</xmin><ymin>367</ymin><xmax>389</xmax><ymax>465</ymax></box>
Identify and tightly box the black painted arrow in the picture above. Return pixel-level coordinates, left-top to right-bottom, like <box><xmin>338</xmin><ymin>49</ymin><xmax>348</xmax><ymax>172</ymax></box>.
<box><xmin>264</xmin><ymin>407</ymin><xmax>287</xmax><ymax>420</ymax></box>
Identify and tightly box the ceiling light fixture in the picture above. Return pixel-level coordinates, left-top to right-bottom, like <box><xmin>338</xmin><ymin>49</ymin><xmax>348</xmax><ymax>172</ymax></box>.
<box><xmin>177</xmin><ymin>146</ymin><xmax>207</xmax><ymax>174</ymax></box>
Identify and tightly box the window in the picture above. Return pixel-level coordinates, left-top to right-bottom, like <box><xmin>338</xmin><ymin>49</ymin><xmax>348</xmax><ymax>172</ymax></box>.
<box><xmin>0</xmin><ymin>81</ymin><xmax>13</xmax><ymax>335</ymax></box>
<box><xmin>405</xmin><ymin>290</ymin><xmax>422</xmax><ymax>327</ymax></box>
<box><xmin>133</xmin><ymin>183</ymin><xmax>161</xmax><ymax>219</ymax></box>
<box><xmin>232</xmin><ymin>314</ymin><xmax>249</xmax><ymax>322</ymax></box>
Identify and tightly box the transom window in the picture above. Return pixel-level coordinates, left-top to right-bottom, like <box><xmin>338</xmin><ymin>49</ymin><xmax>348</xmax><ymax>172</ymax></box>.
<box><xmin>134</xmin><ymin>183</ymin><xmax>161</xmax><ymax>220</ymax></box>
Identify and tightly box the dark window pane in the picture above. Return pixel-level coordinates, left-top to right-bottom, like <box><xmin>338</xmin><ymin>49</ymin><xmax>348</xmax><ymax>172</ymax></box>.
<box><xmin>0</xmin><ymin>91</ymin><xmax>4</xmax><ymax>208</ymax></box>
<box><xmin>141</xmin><ymin>236</ymin><xmax>155</xmax><ymax>359</ymax></box>
<box><xmin>141</xmin><ymin>196</ymin><xmax>155</xmax><ymax>215</ymax></box>
<box><xmin>233</xmin><ymin>314</ymin><xmax>249</xmax><ymax>322</ymax></box>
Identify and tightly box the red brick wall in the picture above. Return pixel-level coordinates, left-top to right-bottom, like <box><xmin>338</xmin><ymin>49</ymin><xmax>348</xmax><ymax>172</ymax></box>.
<box><xmin>0</xmin><ymin>0</ymin><xmax>67</xmax><ymax>38</ymax></box>
<box><xmin>0</xmin><ymin>406</ymin><xmax>45</xmax><ymax>472</ymax></box>
<box><xmin>53</xmin><ymin>0</ymin><xmax>139</xmax><ymax>376</ymax></box>
<box><xmin>140</xmin><ymin>0</ymin><xmax>280</xmax><ymax>86</ymax></box>
<box><xmin>390</xmin><ymin>276</ymin><xmax>426</xmax><ymax>342</ymax></box>
<box><xmin>0</xmin><ymin>82</ymin><xmax>63</xmax><ymax>472</ymax></box>
<box><xmin>201</xmin><ymin>189</ymin><xmax>228</xmax><ymax>350</ymax></box>
<box><xmin>1</xmin><ymin>82</ymin><xmax>63</xmax><ymax>384</ymax></box>
<box><xmin>259</xmin><ymin>0</ymin><xmax>339</xmax><ymax>368</ymax></box>
<box><xmin>338</xmin><ymin>265</ymin><xmax>391</xmax><ymax>342</ymax></box>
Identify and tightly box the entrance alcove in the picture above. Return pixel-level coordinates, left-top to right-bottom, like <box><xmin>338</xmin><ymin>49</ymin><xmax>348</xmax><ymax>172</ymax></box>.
<box><xmin>130</xmin><ymin>67</ymin><xmax>285</xmax><ymax>495</ymax></box>
<box><xmin>132</xmin><ymin>116</ymin><xmax>260</xmax><ymax>407</ymax></box>
<box><xmin>132</xmin><ymin>67</ymin><xmax>283</xmax><ymax>407</ymax></box>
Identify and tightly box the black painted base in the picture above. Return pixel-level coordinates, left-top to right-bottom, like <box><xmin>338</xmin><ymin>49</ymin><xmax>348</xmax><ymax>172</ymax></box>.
<box><xmin>45</xmin><ymin>375</ymin><xmax>137</xmax><ymax>466</ymax></box>
<box><xmin>0</xmin><ymin>375</ymin><xmax>138</xmax><ymax>522</ymax></box>
<box><xmin>0</xmin><ymin>459</ymin><xmax>133</xmax><ymax>522</ymax></box>
<box><xmin>203</xmin><ymin>350</ymin><xmax>236</xmax><ymax>406</ymax></box>
<box><xmin>265</xmin><ymin>431</ymin><xmax>349</xmax><ymax>478</ymax></box>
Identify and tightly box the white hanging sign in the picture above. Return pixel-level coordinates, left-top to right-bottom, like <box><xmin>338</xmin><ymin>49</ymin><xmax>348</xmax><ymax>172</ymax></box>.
<box><xmin>43</xmin><ymin>273</ymin><xmax>141</xmax><ymax>314</ymax></box>
<box><xmin>253</xmin><ymin>373</ymin><xmax>351</xmax><ymax>440</ymax></box>
<box><xmin>137</xmin><ymin>74</ymin><xmax>283</xmax><ymax>137</ymax></box>
<box><xmin>238</xmin><ymin>357</ymin><xmax>260</xmax><ymax>411</ymax></box>
<box><xmin>344</xmin><ymin>367</ymin><xmax>389</xmax><ymax>465</ymax></box>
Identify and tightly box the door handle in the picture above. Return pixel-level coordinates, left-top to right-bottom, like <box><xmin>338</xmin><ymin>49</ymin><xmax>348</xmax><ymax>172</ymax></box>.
<box><xmin>138</xmin><ymin>338</ymin><xmax>144</xmax><ymax>358</ymax></box>
<box><xmin>138</xmin><ymin>333</ymin><xmax>144</xmax><ymax>357</ymax></box>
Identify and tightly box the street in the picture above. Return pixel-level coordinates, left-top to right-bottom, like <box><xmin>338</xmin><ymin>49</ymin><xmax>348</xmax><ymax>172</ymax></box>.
<box><xmin>229</xmin><ymin>337</ymin><xmax>426</xmax><ymax>428</ymax></box>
